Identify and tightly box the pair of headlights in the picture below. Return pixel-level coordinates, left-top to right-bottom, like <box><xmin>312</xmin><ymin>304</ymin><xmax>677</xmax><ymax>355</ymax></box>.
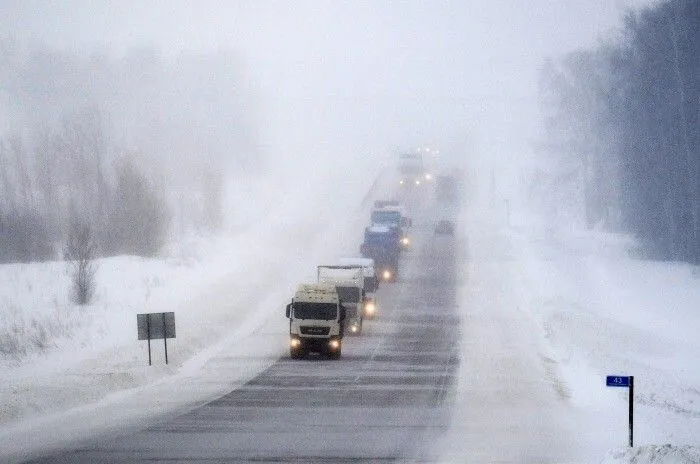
<box><xmin>290</xmin><ymin>337</ymin><xmax>340</xmax><ymax>350</ymax></box>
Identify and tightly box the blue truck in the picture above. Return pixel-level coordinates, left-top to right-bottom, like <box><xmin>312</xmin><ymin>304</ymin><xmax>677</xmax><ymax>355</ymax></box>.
<box><xmin>360</xmin><ymin>224</ymin><xmax>400</xmax><ymax>283</ymax></box>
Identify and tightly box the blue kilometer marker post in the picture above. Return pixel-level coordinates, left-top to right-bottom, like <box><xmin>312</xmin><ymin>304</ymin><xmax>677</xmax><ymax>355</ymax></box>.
<box><xmin>606</xmin><ymin>375</ymin><xmax>634</xmax><ymax>447</ymax></box>
<box><xmin>606</xmin><ymin>375</ymin><xmax>630</xmax><ymax>387</ymax></box>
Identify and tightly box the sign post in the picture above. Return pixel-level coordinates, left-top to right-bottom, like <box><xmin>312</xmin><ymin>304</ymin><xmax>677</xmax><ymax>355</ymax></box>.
<box><xmin>606</xmin><ymin>375</ymin><xmax>634</xmax><ymax>447</ymax></box>
<box><xmin>137</xmin><ymin>312</ymin><xmax>176</xmax><ymax>365</ymax></box>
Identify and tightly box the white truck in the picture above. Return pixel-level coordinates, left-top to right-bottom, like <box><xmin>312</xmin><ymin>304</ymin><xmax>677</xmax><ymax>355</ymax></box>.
<box><xmin>317</xmin><ymin>265</ymin><xmax>365</xmax><ymax>335</ymax></box>
<box><xmin>285</xmin><ymin>283</ymin><xmax>345</xmax><ymax>359</ymax></box>
<box><xmin>338</xmin><ymin>257</ymin><xmax>379</xmax><ymax>319</ymax></box>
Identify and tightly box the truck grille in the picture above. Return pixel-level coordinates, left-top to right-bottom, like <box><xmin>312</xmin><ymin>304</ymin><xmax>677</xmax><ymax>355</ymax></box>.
<box><xmin>300</xmin><ymin>326</ymin><xmax>330</xmax><ymax>336</ymax></box>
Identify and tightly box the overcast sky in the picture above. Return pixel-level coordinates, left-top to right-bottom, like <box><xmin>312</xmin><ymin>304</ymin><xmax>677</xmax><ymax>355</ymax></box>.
<box><xmin>2</xmin><ymin>1</ymin><xmax>657</xmax><ymax>169</ymax></box>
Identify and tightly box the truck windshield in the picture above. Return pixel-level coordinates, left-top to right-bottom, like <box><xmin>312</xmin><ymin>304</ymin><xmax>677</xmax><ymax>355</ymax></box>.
<box><xmin>365</xmin><ymin>231</ymin><xmax>397</xmax><ymax>246</ymax></box>
<box><xmin>371</xmin><ymin>210</ymin><xmax>401</xmax><ymax>225</ymax></box>
<box><xmin>293</xmin><ymin>302</ymin><xmax>338</xmax><ymax>320</ymax></box>
<box><xmin>336</xmin><ymin>286</ymin><xmax>361</xmax><ymax>303</ymax></box>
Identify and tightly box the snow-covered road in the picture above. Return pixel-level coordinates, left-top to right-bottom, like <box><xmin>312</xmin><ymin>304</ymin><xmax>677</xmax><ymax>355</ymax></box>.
<box><xmin>438</xmin><ymin>213</ymin><xmax>590</xmax><ymax>462</ymax></box>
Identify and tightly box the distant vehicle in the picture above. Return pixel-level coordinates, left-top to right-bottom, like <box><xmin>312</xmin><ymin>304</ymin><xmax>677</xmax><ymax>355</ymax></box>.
<box><xmin>286</xmin><ymin>284</ymin><xmax>344</xmax><ymax>359</ymax></box>
<box><xmin>434</xmin><ymin>219</ymin><xmax>455</xmax><ymax>235</ymax></box>
<box><xmin>371</xmin><ymin>203</ymin><xmax>411</xmax><ymax>249</ymax></box>
<box><xmin>398</xmin><ymin>152</ymin><xmax>432</xmax><ymax>187</ymax></box>
<box><xmin>317</xmin><ymin>265</ymin><xmax>365</xmax><ymax>335</ymax></box>
<box><xmin>339</xmin><ymin>257</ymin><xmax>379</xmax><ymax>319</ymax></box>
<box><xmin>360</xmin><ymin>224</ymin><xmax>400</xmax><ymax>283</ymax></box>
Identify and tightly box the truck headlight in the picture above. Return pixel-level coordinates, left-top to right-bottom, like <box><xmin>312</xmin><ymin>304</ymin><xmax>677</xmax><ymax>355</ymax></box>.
<box><xmin>364</xmin><ymin>302</ymin><xmax>376</xmax><ymax>314</ymax></box>
<box><xmin>329</xmin><ymin>339</ymin><xmax>340</xmax><ymax>350</ymax></box>
<box><xmin>425</xmin><ymin>173</ymin><xmax>432</xmax><ymax>180</ymax></box>
<box><xmin>401</xmin><ymin>237</ymin><xmax>410</xmax><ymax>246</ymax></box>
<box><xmin>290</xmin><ymin>338</ymin><xmax>301</xmax><ymax>348</ymax></box>
<box><xmin>415</xmin><ymin>179</ymin><xmax>421</xmax><ymax>186</ymax></box>
<box><xmin>382</xmin><ymin>269</ymin><xmax>392</xmax><ymax>281</ymax></box>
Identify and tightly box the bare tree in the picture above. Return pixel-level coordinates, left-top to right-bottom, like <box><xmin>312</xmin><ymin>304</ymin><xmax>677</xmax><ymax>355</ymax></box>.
<box><xmin>65</xmin><ymin>219</ymin><xmax>97</xmax><ymax>305</ymax></box>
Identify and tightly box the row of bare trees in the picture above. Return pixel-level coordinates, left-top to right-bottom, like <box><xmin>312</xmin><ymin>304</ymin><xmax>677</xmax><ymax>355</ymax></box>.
<box><xmin>0</xmin><ymin>111</ymin><xmax>170</xmax><ymax>264</ymax></box>
<box><xmin>0</xmin><ymin>40</ymin><xmax>257</xmax><ymax>271</ymax></box>
<box><xmin>535</xmin><ymin>0</ymin><xmax>700</xmax><ymax>262</ymax></box>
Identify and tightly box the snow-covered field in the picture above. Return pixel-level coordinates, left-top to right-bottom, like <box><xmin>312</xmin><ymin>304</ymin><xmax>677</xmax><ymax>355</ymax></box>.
<box><xmin>1</xmin><ymin>162</ymin><xmax>699</xmax><ymax>463</ymax></box>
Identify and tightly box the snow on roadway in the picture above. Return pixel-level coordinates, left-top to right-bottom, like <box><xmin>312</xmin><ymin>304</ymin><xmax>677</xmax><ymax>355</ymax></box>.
<box><xmin>437</xmin><ymin>199</ymin><xmax>700</xmax><ymax>463</ymax></box>
<box><xmin>1</xmin><ymin>159</ymin><xmax>699</xmax><ymax>463</ymax></box>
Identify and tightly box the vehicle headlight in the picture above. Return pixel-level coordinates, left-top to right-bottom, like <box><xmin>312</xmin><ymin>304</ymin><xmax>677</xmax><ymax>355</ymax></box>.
<box><xmin>425</xmin><ymin>173</ymin><xmax>432</xmax><ymax>180</ymax></box>
<box><xmin>365</xmin><ymin>302</ymin><xmax>376</xmax><ymax>314</ymax></box>
<box><xmin>349</xmin><ymin>324</ymin><xmax>359</xmax><ymax>333</ymax></box>
<box><xmin>382</xmin><ymin>269</ymin><xmax>392</xmax><ymax>281</ymax></box>
<box><xmin>401</xmin><ymin>237</ymin><xmax>410</xmax><ymax>246</ymax></box>
<box><xmin>290</xmin><ymin>338</ymin><xmax>301</xmax><ymax>348</ymax></box>
<box><xmin>399</xmin><ymin>179</ymin><xmax>405</xmax><ymax>185</ymax></box>
<box><xmin>415</xmin><ymin>179</ymin><xmax>421</xmax><ymax>185</ymax></box>
<box><xmin>329</xmin><ymin>339</ymin><xmax>340</xmax><ymax>349</ymax></box>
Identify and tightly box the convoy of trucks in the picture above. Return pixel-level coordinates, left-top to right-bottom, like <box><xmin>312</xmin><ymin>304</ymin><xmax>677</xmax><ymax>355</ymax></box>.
<box><xmin>285</xmin><ymin>198</ymin><xmax>410</xmax><ymax>359</ymax></box>
<box><xmin>284</xmin><ymin>153</ymin><xmax>459</xmax><ymax>360</ymax></box>
<box><xmin>283</xmin><ymin>153</ymin><xmax>439</xmax><ymax>358</ymax></box>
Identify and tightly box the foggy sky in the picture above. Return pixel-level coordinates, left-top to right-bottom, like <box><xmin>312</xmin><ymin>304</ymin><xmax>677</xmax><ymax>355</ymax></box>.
<box><xmin>2</xmin><ymin>1</ymin><xmax>657</xmax><ymax>171</ymax></box>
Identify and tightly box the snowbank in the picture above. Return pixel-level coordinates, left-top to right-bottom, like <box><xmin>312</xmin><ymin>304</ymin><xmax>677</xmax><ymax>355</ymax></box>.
<box><xmin>602</xmin><ymin>445</ymin><xmax>700</xmax><ymax>464</ymax></box>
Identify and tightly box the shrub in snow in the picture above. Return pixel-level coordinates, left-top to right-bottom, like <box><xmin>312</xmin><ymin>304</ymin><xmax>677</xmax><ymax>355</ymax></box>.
<box><xmin>65</xmin><ymin>220</ymin><xmax>97</xmax><ymax>305</ymax></box>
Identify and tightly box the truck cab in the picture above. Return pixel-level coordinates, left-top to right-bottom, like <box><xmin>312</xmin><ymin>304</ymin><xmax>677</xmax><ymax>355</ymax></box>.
<box><xmin>286</xmin><ymin>284</ymin><xmax>344</xmax><ymax>359</ymax></box>
<box><xmin>338</xmin><ymin>257</ymin><xmax>379</xmax><ymax>319</ymax></box>
<box><xmin>370</xmin><ymin>204</ymin><xmax>411</xmax><ymax>249</ymax></box>
<box><xmin>360</xmin><ymin>225</ymin><xmax>400</xmax><ymax>283</ymax></box>
<box><xmin>398</xmin><ymin>152</ymin><xmax>431</xmax><ymax>187</ymax></box>
<box><xmin>317</xmin><ymin>265</ymin><xmax>365</xmax><ymax>335</ymax></box>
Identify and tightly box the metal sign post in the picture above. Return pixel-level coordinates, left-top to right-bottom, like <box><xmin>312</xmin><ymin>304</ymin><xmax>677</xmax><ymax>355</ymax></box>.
<box><xmin>146</xmin><ymin>315</ymin><xmax>152</xmax><ymax>365</ymax></box>
<box><xmin>137</xmin><ymin>312</ymin><xmax>176</xmax><ymax>365</ymax></box>
<box><xmin>606</xmin><ymin>375</ymin><xmax>634</xmax><ymax>447</ymax></box>
<box><xmin>162</xmin><ymin>312</ymin><xmax>168</xmax><ymax>364</ymax></box>
<box><xmin>628</xmin><ymin>376</ymin><xmax>634</xmax><ymax>447</ymax></box>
